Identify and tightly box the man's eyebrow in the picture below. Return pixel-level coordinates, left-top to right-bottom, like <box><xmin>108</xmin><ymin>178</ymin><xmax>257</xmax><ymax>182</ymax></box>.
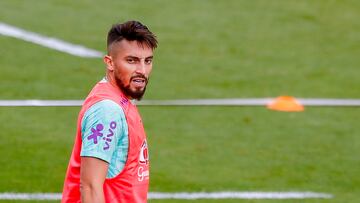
<box><xmin>125</xmin><ymin>55</ymin><xmax>140</xmax><ymax>58</ymax></box>
<box><xmin>125</xmin><ymin>55</ymin><xmax>153</xmax><ymax>59</ymax></box>
<box><xmin>125</xmin><ymin>55</ymin><xmax>154</xmax><ymax>59</ymax></box>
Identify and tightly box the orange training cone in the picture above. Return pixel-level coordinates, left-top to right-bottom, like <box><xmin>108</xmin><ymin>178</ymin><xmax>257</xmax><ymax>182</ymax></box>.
<box><xmin>267</xmin><ymin>96</ymin><xmax>304</xmax><ymax>112</ymax></box>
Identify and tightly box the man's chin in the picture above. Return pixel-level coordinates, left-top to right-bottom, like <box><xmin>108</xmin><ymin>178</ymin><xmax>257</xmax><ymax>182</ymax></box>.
<box><xmin>115</xmin><ymin>78</ymin><xmax>147</xmax><ymax>100</ymax></box>
<box><xmin>131</xmin><ymin>86</ymin><xmax>145</xmax><ymax>92</ymax></box>
<box><xmin>126</xmin><ymin>88</ymin><xmax>146</xmax><ymax>100</ymax></box>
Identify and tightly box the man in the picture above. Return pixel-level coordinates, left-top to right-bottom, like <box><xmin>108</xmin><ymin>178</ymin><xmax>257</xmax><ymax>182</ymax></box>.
<box><xmin>62</xmin><ymin>20</ymin><xmax>158</xmax><ymax>203</ymax></box>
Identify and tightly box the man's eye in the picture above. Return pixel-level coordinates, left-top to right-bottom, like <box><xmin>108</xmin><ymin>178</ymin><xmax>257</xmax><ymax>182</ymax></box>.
<box><xmin>127</xmin><ymin>59</ymin><xmax>135</xmax><ymax>63</ymax></box>
<box><xmin>145</xmin><ymin>59</ymin><xmax>152</xmax><ymax>64</ymax></box>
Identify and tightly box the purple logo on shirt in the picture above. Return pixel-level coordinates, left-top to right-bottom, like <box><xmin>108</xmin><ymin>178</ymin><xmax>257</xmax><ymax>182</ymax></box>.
<box><xmin>87</xmin><ymin>121</ymin><xmax>117</xmax><ymax>150</ymax></box>
<box><xmin>103</xmin><ymin>121</ymin><xmax>117</xmax><ymax>150</ymax></box>
<box><xmin>87</xmin><ymin>124</ymin><xmax>104</xmax><ymax>144</ymax></box>
<box><xmin>120</xmin><ymin>98</ymin><xmax>128</xmax><ymax>106</ymax></box>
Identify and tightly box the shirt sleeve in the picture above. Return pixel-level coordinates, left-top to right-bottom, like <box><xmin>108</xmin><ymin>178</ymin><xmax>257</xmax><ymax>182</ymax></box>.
<box><xmin>80</xmin><ymin>99</ymin><xmax>126</xmax><ymax>163</ymax></box>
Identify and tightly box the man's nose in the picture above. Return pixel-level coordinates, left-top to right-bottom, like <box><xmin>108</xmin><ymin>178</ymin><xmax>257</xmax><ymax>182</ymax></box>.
<box><xmin>135</xmin><ymin>62</ymin><xmax>146</xmax><ymax>74</ymax></box>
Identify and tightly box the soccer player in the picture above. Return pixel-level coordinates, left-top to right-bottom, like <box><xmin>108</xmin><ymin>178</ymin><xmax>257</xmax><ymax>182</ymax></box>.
<box><xmin>61</xmin><ymin>20</ymin><xmax>158</xmax><ymax>203</ymax></box>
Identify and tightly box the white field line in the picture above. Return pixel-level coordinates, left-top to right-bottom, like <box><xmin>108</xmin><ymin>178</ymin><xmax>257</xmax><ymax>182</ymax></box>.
<box><xmin>0</xmin><ymin>22</ymin><xmax>103</xmax><ymax>58</ymax></box>
<box><xmin>0</xmin><ymin>100</ymin><xmax>83</xmax><ymax>107</ymax></box>
<box><xmin>0</xmin><ymin>192</ymin><xmax>333</xmax><ymax>200</ymax></box>
<box><xmin>0</xmin><ymin>98</ymin><xmax>360</xmax><ymax>107</ymax></box>
<box><xmin>148</xmin><ymin>192</ymin><xmax>333</xmax><ymax>199</ymax></box>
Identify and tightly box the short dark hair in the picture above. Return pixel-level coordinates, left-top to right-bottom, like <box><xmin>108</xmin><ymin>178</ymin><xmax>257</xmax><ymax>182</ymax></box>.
<box><xmin>107</xmin><ymin>20</ymin><xmax>158</xmax><ymax>53</ymax></box>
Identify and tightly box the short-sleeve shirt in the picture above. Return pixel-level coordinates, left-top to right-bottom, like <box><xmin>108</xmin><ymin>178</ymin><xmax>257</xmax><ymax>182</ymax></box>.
<box><xmin>80</xmin><ymin>99</ymin><xmax>129</xmax><ymax>178</ymax></box>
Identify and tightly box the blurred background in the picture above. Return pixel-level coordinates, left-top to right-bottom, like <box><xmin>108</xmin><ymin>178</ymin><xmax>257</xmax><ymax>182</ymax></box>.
<box><xmin>0</xmin><ymin>0</ymin><xmax>359</xmax><ymax>202</ymax></box>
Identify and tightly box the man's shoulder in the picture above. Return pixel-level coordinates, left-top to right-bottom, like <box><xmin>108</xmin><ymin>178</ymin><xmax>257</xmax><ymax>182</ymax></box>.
<box><xmin>81</xmin><ymin>99</ymin><xmax>127</xmax><ymax>138</ymax></box>
<box><xmin>87</xmin><ymin>99</ymin><xmax>124</xmax><ymax>116</ymax></box>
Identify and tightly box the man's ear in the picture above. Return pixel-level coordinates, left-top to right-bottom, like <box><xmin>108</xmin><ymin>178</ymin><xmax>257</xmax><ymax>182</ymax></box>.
<box><xmin>103</xmin><ymin>55</ymin><xmax>114</xmax><ymax>71</ymax></box>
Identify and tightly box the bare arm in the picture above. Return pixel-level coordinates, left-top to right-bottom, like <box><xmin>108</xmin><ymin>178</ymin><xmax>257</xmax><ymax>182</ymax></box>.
<box><xmin>80</xmin><ymin>157</ymin><xmax>109</xmax><ymax>203</ymax></box>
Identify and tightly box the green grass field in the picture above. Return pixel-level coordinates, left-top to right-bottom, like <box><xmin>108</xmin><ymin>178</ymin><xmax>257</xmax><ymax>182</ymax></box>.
<box><xmin>0</xmin><ymin>0</ymin><xmax>359</xmax><ymax>202</ymax></box>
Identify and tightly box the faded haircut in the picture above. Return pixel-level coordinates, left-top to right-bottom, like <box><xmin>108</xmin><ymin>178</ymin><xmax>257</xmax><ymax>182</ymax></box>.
<box><xmin>107</xmin><ymin>20</ymin><xmax>158</xmax><ymax>53</ymax></box>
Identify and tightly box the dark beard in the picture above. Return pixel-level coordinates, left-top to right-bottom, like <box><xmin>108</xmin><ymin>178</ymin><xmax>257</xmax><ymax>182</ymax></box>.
<box><xmin>115</xmin><ymin>75</ymin><xmax>148</xmax><ymax>100</ymax></box>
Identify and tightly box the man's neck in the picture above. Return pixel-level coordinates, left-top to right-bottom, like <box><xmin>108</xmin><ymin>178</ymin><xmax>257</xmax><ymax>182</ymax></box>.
<box><xmin>105</xmin><ymin>73</ymin><xmax>132</xmax><ymax>100</ymax></box>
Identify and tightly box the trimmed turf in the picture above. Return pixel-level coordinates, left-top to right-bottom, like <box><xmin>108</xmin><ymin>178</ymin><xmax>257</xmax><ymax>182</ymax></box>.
<box><xmin>0</xmin><ymin>0</ymin><xmax>359</xmax><ymax>202</ymax></box>
<box><xmin>0</xmin><ymin>0</ymin><xmax>359</xmax><ymax>99</ymax></box>
<box><xmin>0</xmin><ymin>107</ymin><xmax>359</xmax><ymax>203</ymax></box>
